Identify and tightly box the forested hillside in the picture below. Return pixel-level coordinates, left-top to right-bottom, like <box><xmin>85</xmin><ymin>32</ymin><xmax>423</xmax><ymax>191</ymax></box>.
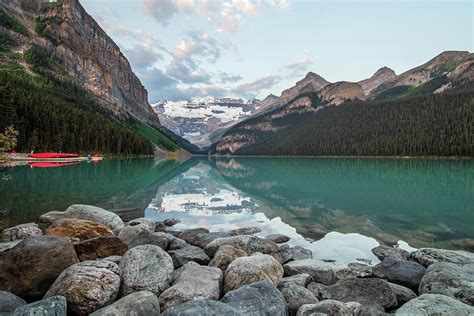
<box><xmin>215</xmin><ymin>82</ymin><xmax>474</xmax><ymax>157</ymax></box>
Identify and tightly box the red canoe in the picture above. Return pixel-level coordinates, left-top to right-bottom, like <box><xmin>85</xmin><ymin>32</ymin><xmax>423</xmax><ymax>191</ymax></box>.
<box><xmin>28</xmin><ymin>162</ymin><xmax>80</xmax><ymax>168</ymax></box>
<box><xmin>28</xmin><ymin>153</ymin><xmax>80</xmax><ymax>159</ymax></box>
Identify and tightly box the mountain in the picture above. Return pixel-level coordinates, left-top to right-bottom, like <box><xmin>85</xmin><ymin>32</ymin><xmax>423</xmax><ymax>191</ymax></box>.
<box><xmin>214</xmin><ymin>51</ymin><xmax>474</xmax><ymax>157</ymax></box>
<box><xmin>153</xmin><ymin>97</ymin><xmax>270</xmax><ymax>149</ymax></box>
<box><xmin>0</xmin><ymin>0</ymin><xmax>180</xmax><ymax>153</ymax></box>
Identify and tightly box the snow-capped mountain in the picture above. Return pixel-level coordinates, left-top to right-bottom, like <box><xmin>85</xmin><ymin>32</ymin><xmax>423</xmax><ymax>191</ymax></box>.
<box><xmin>152</xmin><ymin>97</ymin><xmax>266</xmax><ymax>148</ymax></box>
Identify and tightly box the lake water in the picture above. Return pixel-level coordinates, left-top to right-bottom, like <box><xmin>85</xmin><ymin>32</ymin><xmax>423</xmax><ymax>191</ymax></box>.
<box><xmin>1</xmin><ymin>157</ymin><xmax>473</xmax><ymax>263</ymax></box>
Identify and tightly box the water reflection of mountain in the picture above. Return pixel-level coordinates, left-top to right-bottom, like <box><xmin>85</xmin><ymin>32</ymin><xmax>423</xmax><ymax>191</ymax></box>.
<box><xmin>213</xmin><ymin>157</ymin><xmax>474</xmax><ymax>249</ymax></box>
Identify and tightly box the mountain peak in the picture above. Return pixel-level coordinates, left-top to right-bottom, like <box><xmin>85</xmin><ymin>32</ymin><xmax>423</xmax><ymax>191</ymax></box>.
<box><xmin>373</xmin><ymin>67</ymin><xmax>396</xmax><ymax>78</ymax></box>
<box><xmin>358</xmin><ymin>67</ymin><xmax>397</xmax><ymax>95</ymax></box>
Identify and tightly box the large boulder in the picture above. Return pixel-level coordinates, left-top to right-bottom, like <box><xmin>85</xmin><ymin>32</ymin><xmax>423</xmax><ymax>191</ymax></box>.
<box><xmin>395</xmin><ymin>293</ymin><xmax>474</xmax><ymax>315</ymax></box>
<box><xmin>118</xmin><ymin>226</ymin><xmax>173</xmax><ymax>249</ymax></box>
<box><xmin>0</xmin><ymin>236</ymin><xmax>78</xmax><ymax>301</ymax></box>
<box><xmin>372</xmin><ymin>258</ymin><xmax>426</xmax><ymax>290</ymax></box>
<box><xmin>283</xmin><ymin>259</ymin><xmax>352</xmax><ymax>285</ymax></box>
<box><xmin>12</xmin><ymin>296</ymin><xmax>67</xmax><ymax>316</ymax></box>
<box><xmin>127</xmin><ymin>218</ymin><xmax>156</xmax><ymax>232</ymax></box>
<box><xmin>63</xmin><ymin>204</ymin><xmax>124</xmax><ymax>235</ymax></box>
<box><xmin>306</xmin><ymin>282</ymin><xmax>328</xmax><ymax>300</ymax></box>
<box><xmin>296</xmin><ymin>300</ymin><xmax>362</xmax><ymax>316</ymax></box>
<box><xmin>120</xmin><ymin>245</ymin><xmax>174</xmax><ymax>296</ymax></box>
<box><xmin>321</xmin><ymin>278</ymin><xmax>397</xmax><ymax>313</ymax></box>
<box><xmin>205</xmin><ymin>235</ymin><xmax>278</xmax><ymax>257</ymax></box>
<box><xmin>2</xmin><ymin>223</ymin><xmax>42</xmax><ymax>241</ymax></box>
<box><xmin>221</xmin><ymin>281</ymin><xmax>287</xmax><ymax>316</ymax></box>
<box><xmin>0</xmin><ymin>291</ymin><xmax>26</xmax><ymax>314</ymax></box>
<box><xmin>44</xmin><ymin>260</ymin><xmax>121</xmax><ymax>315</ymax></box>
<box><xmin>278</xmin><ymin>283</ymin><xmax>318</xmax><ymax>315</ymax></box>
<box><xmin>90</xmin><ymin>291</ymin><xmax>160</xmax><ymax>316</ymax></box>
<box><xmin>419</xmin><ymin>262</ymin><xmax>474</xmax><ymax>305</ymax></box>
<box><xmin>208</xmin><ymin>245</ymin><xmax>248</xmax><ymax>271</ymax></box>
<box><xmin>224</xmin><ymin>254</ymin><xmax>284</xmax><ymax>292</ymax></box>
<box><xmin>159</xmin><ymin>262</ymin><xmax>223</xmax><ymax>310</ymax></box>
<box><xmin>0</xmin><ymin>240</ymin><xmax>21</xmax><ymax>254</ymax></box>
<box><xmin>168</xmin><ymin>245</ymin><xmax>210</xmax><ymax>268</ymax></box>
<box><xmin>410</xmin><ymin>248</ymin><xmax>474</xmax><ymax>267</ymax></box>
<box><xmin>161</xmin><ymin>299</ymin><xmax>243</xmax><ymax>316</ymax></box>
<box><xmin>388</xmin><ymin>283</ymin><xmax>417</xmax><ymax>307</ymax></box>
<box><xmin>184</xmin><ymin>231</ymin><xmax>230</xmax><ymax>249</ymax></box>
<box><xmin>371</xmin><ymin>245</ymin><xmax>409</xmax><ymax>261</ymax></box>
<box><xmin>45</xmin><ymin>218</ymin><xmax>113</xmax><ymax>241</ymax></box>
<box><xmin>73</xmin><ymin>236</ymin><xmax>127</xmax><ymax>261</ymax></box>
<box><xmin>279</xmin><ymin>274</ymin><xmax>313</xmax><ymax>288</ymax></box>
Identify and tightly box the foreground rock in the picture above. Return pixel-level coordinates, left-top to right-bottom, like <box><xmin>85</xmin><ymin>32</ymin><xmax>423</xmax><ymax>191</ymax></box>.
<box><xmin>12</xmin><ymin>296</ymin><xmax>67</xmax><ymax>316</ymax></box>
<box><xmin>184</xmin><ymin>231</ymin><xmax>231</xmax><ymax>249</ymax></box>
<box><xmin>159</xmin><ymin>262</ymin><xmax>223</xmax><ymax>310</ymax></box>
<box><xmin>230</xmin><ymin>227</ymin><xmax>262</xmax><ymax>236</ymax></box>
<box><xmin>372</xmin><ymin>258</ymin><xmax>426</xmax><ymax>290</ymax></box>
<box><xmin>388</xmin><ymin>283</ymin><xmax>417</xmax><ymax>307</ymax></box>
<box><xmin>371</xmin><ymin>245</ymin><xmax>409</xmax><ymax>261</ymax></box>
<box><xmin>296</xmin><ymin>300</ymin><xmax>362</xmax><ymax>316</ymax></box>
<box><xmin>271</xmin><ymin>244</ymin><xmax>294</xmax><ymax>264</ymax></box>
<box><xmin>41</xmin><ymin>204</ymin><xmax>124</xmax><ymax>235</ymax></box>
<box><xmin>410</xmin><ymin>248</ymin><xmax>474</xmax><ymax>267</ymax></box>
<box><xmin>90</xmin><ymin>291</ymin><xmax>160</xmax><ymax>316</ymax></box>
<box><xmin>321</xmin><ymin>278</ymin><xmax>397</xmax><ymax>313</ymax></box>
<box><xmin>118</xmin><ymin>226</ymin><xmax>174</xmax><ymax>249</ymax></box>
<box><xmin>0</xmin><ymin>240</ymin><xmax>21</xmax><ymax>254</ymax></box>
<box><xmin>292</xmin><ymin>246</ymin><xmax>313</xmax><ymax>260</ymax></box>
<box><xmin>0</xmin><ymin>236</ymin><xmax>78</xmax><ymax>301</ymax></box>
<box><xmin>178</xmin><ymin>228</ymin><xmax>209</xmax><ymax>242</ymax></box>
<box><xmin>283</xmin><ymin>259</ymin><xmax>351</xmax><ymax>285</ymax></box>
<box><xmin>2</xmin><ymin>223</ymin><xmax>42</xmax><ymax>241</ymax></box>
<box><xmin>395</xmin><ymin>293</ymin><xmax>474</xmax><ymax>315</ymax></box>
<box><xmin>278</xmin><ymin>283</ymin><xmax>318</xmax><ymax>315</ymax></box>
<box><xmin>266</xmin><ymin>234</ymin><xmax>291</xmax><ymax>243</ymax></box>
<box><xmin>205</xmin><ymin>235</ymin><xmax>278</xmax><ymax>257</ymax></box>
<box><xmin>419</xmin><ymin>262</ymin><xmax>474</xmax><ymax>305</ymax></box>
<box><xmin>168</xmin><ymin>245</ymin><xmax>210</xmax><ymax>268</ymax></box>
<box><xmin>279</xmin><ymin>274</ymin><xmax>313</xmax><ymax>287</ymax></box>
<box><xmin>120</xmin><ymin>245</ymin><xmax>174</xmax><ymax>296</ymax></box>
<box><xmin>162</xmin><ymin>299</ymin><xmax>243</xmax><ymax>316</ymax></box>
<box><xmin>208</xmin><ymin>245</ymin><xmax>247</xmax><ymax>271</ymax></box>
<box><xmin>44</xmin><ymin>260</ymin><xmax>121</xmax><ymax>315</ymax></box>
<box><xmin>224</xmin><ymin>254</ymin><xmax>284</xmax><ymax>292</ymax></box>
<box><xmin>0</xmin><ymin>290</ymin><xmax>26</xmax><ymax>314</ymax></box>
<box><xmin>45</xmin><ymin>218</ymin><xmax>114</xmax><ymax>241</ymax></box>
<box><xmin>127</xmin><ymin>218</ymin><xmax>156</xmax><ymax>232</ymax></box>
<box><xmin>73</xmin><ymin>236</ymin><xmax>128</xmax><ymax>261</ymax></box>
<box><xmin>221</xmin><ymin>281</ymin><xmax>287</xmax><ymax>316</ymax></box>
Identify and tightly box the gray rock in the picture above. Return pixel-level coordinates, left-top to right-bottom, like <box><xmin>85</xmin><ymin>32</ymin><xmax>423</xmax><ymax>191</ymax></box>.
<box><xmin>0</xmin><ymin>236</ymin><xmax>78</xmax><ymax>301</ymax></box>
<box><xmin>73</xmin><ymin>236</ymin><xmax>128</xmax><ymax>261</ymax></box>
<box><xmin>410</xmin><ymin>248</ymin><xmax>474</xmax><ymax>267</ymax></box>
<box><xmin>168</xmin><ymin>245</ymin><xmax>210</xmax><ymax>268</ymax></box>
<box><xmin>127</xmin><ymin>218</ymin><xmax>156</xmax><ymax>232</ymax></box>
<box><xmin>12</xmin><ymin>296</ymin><xmax>67</xmax><ymax>316</ymax></box>
<box><xmin>371</xmin><ymin>245</ymin><xmax>409</xmax><ymax>261</ymax></box>
<box><xmin>347</xmin><ymin>262</ymin><xmax>372</xmax><ymax>278</ymax></box>
<box><xmin>279</xmin><ymin>274</ymin><xmax>313</xmax><ymax>287</ymax></box>
<box><xmin>296</xmin><ymin>300</ymin><xmax>362</xmax><ymax>316</ymax></box>
<box><xmin>271</xmin><ymin>244</ymin><xmax>294</xmax><ymax>264</ymax></box>
<box><xmin>279</xmin><ymin>283</ymin><xmax>318</xmax><ymax>315</ymax></box>
<box><xmin>64</xmin><ymin>204</ymin><xmax>124</xmax><ymax>235</ymax></box>
<box><xmin>0</xmin><ymin>240</ymin><xmax>21</xmax><ymax>254</ymax></box>
<box><xmin>395</xmin><ymin>293</ymin><xmax>474</xmax><ymax>315</ymax></box>
<box><xmin>224</xmin><ymin>254</ymin><xmax>284</xmax><ymax>292</ymax></box>
<box><xmin>178</xmin><ymin>228</ymin><xmax>209</xmax><ymax>243</ymax></box>
<box><xmin>321</xmin><ymin>278</ymin><xmax>397</xmax><ymax>312</ymax></box>
<box><xmin>44</xmin><ymin>260</ymin><xmax>121</xmax><ymax>315</ymax></box>
<box><xmin>39</xmin><ymin>211</ymin><xmax>64</xmax><ymax>224</ymax></box>
<box><xmin>183</xmin><ymin>231</ymin><xmax>230</xmax><ymax>249</ymax></box>
<box><xmin>283</xmin><ymin>259</ymin><xmax>352</xmax><ymax>285</ymax></box>
<box><xmin>372</xmin><ymin>258</ymin><xmax>426</xmax><ymax>290</ymax></box>
<box><xmin>2</xmin><ymin>223</ymin><xmax>42</xmax><ymax>241</ymax></box>
<box><xmin>266</xmin><ymin>234</ymin><xmax>291</xmax><ymax>243</ymax></box>
<box><xmin>208</xmin><ymin>244</ymin><xmax>248</xmax><ymax>271</ymax></box>
<box><xmin>205</xmin><ymin>235</ymin><xmax>278</xmax><ymax>257</ymax></box>
<box><xmin>388</xmin><ymin>283</ymin><xmax>417</xmax><ymax>307</ymax></box>
<box><xmin>168</xmin><ymin>237</ymin><xmax>188</xmax><ymax>251</ymax></box>
<box><xmin>162</xmin><ymin>218</ymin><xmax>180</xmax><ymax>227</ymax></box>
<box><xmin>0</xmin><ymin>291</ymin><xmax>26</xmax><ymax>314</ymax></box>
<box><xmin>419</xmin><ymin>262</ymin><xmax>474</xmax><ymax>305</ymax></box>
<box><xmin>162</xmin><ymin>299</ymin><xmax>243</xmax><ymax>316</ymax></box>
<box><xmin>102</xmin><ymin>255</ymin><xmax>122</xmax><ymax>263</ymax></box>
<box><xmin>230</xmin><ymin>227</ymin><xmax>262</xmax><ymax>236</ymax></box>
<box><xmin>221</xmin><ymin>281</ymin><xmax>288</xmax><ymax>316</ymax></box>
<box><xmin>306</xmin><ymin>282</ymin><xmax>328</xmax><ymax>300</ymax></box>
<box><xmin>118</xmin><ymin>225</ymin><xmax>173</xmax><ymax>249</ymax></box>
<box><xmin>90</xmin><ymin>291</ymin><xmax>160</xmax><ymax>316</ymax></box>
<box><xmin>120</xmin><ymin>244</ymin><xmax>174</xmax><ymax>296</ymax></box>
<box><xmin>292</xmin><ymin>246</ymin><xmax>313</xmax><ymax>260</ymax></box>
<box><xmin>159</xmin><ymin>262</ymin><xmax>223</xmax><ymax>310</ymax></box>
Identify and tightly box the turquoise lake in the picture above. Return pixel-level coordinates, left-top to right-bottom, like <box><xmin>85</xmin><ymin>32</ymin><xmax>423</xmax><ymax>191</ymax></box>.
<box><xmin>1</xmin><ymin>157</ymin><xmax>473</xmax><ymax>263</ymax></box>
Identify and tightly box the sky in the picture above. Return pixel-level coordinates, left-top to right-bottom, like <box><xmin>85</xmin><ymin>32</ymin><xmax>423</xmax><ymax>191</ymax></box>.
<box><xmin>80</xmin><ymin>0</ymin><xmax>473</xmax><ymax>102</ymax></box>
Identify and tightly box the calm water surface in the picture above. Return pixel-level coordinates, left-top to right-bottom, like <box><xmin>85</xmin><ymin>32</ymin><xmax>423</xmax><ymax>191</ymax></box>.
<box><xmin>1</xmin><ymin>157</ymin><xmax>473</xmax><ymax>263</ymax></box>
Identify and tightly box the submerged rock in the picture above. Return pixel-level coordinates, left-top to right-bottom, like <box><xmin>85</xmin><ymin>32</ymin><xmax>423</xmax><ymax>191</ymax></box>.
<box><xmin>283</xmin><ymin>259</ymin><xmax>351</xmax><ymax>285</ymax></box>
<box><xmin>224</xmin><ymin>254</ymin><xmax>284</xmax><ymax>292</ymax></box>
<box><xmin>0</xmin><ymin>291</ymin><xmax>26</xmax><ymax>314</ymax></box>
<box><xmin>44</xmin><ymin>260</ymin><xmax>121</xmax><ymax>315</ymax></box>
<box><xmin>0</xmin><ymin>236</ymin><xmax>78</xmax><ymax>301</ymax></box>
<box><xmin>73</xmin><ymin>236</ymin><xmax>127</xmax><ymax>261</ymax></box>
<box><xmin>2</xmin><ymin>223</ymin><xmax>42</xmax><ymax>241</ymax></box>
<box><xmin>12</xmin><ymin>296</ymin><xmax>67</xmax><ymax>316</ymax></box>
<box><xmin>278</xmin><ymin>283</ymin><xmax>318</xmax><ymax>315</ymax></box>
<box><xmin>221</xmin><ymin>281</ymin><xmax>287</xmax><ymax>316</ymax></box>
<box><xmin>395</xmin><ymin>293</ymin><xmax>474</xmax><ymax>315</ymax></box>
<box><xmin>90</xmin><ymin>291</ymin><xmax>160</xmax><ymax>316</ymax></box>
<box><xmin>410</xmin><ymin>248</ymin><xmax>474</xmax><ymax>267</ymax></box>
<box><xmin>372</xmin><ymin>258</ymin><xmax>426</xmax><ymax>290</ymax></box>
<box><xmin>371</xmin><ymin>245</ymin><xmax>409</xmax><ymax>261</ymax></box>
<box><xmin>266</xmin><ymin>234</ymin><xmax>291</xmax><ymax>243</ymax></box>
<box><xmin>208</xmin><ymin>244</ymin><xmax>248</xmax><ymax>271</ymax></box>
<box><xmin>45</xmin><ymin>218</ymin><xmax>114</xmax><ymax>241</ymax></box>
<box><xmin>120</xmin><ymin>244</ymin><xmax>174</xmax><ymax>296</ymax></box>
<box><xmin>205</xmin><ymin>235</ymin><xmax>278</xmax><ymax>257</ymax></box>
<box><xmin>159</xmin><ymin>262</ymin><xmax>223</xmax><ymax>310</ymax></box>
<box><xmin>419</xmin><ymin>262</ymin><xmax>474</xmax><ymax>305</ymax></box>
<box><xmin>162</xmin><ymin>299</ymin><xmax>243</xmax><ymax>316</ymax></box>
<box><xmin>168</xmin><ymin>245</ymin><xmax>210</xmax><ymax>268</ymax></box>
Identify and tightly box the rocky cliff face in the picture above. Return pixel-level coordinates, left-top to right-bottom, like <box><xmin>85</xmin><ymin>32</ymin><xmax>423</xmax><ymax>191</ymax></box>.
<box><xmin>0</xmin><ymin>0</ymin><xmax>159</xmax><ymax>126</ymax></box>
<box><xmin>358</xmin><ymin>67</ymin><xmax>396</xmax><ymax>95</ymax></box>
<box><xmin>318</xmin><ymin>81</ymin><xmax>366</xmax><ymax>105</ymax></box>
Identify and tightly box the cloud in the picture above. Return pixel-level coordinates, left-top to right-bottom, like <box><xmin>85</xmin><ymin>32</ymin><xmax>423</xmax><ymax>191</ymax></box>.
<box><xmin>219</xmin><ymin>72</ymin><xmax>243</xmax><ymax>83</ymax></box>
<box><xmin>282</xmin><ymin>56</ymin><xmax>313</xmax><ymax>76</ymax></box>
<box><xmin>217</xmin><ymin>14</ymin><xmax>242</xmax><ymax>33</ymax></box>
<box><xmin>232</xmin><ymin>74</ymin><xmax>281</xmax><ymax>97</ymax></box>
<box><xmin>124</xmin><ymin>45</ymin><xmax>163</xmax><ymax>70</ymax></box>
